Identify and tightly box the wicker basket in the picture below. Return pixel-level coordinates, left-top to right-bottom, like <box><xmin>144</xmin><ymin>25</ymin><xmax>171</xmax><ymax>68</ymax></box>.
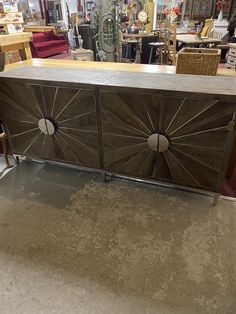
<box><xmin>176</xmin><ymin>48</ymin><xmax>221</xmax><ymax>76</ymax></box>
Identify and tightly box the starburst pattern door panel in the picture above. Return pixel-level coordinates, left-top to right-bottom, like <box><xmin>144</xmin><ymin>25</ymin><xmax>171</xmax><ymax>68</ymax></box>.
<box><xmin>1</xmin><ymin>77</ymin><xmax>236</xmax><ymax>194</ymax></box>
<box><xmin>101</xmin><ymin>90</ymin><xmax>236</xmax><ymax>192</ymax></box>
<box><xmin>0</xmin><ymin>81</ymin><xmax>100</xmax><ymax>168</ymax></box>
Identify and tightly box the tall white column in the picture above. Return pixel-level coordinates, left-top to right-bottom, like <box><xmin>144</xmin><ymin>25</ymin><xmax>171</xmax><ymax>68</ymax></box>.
<box><xmin>60</xmin><ymin>0</ymin><xmax>68</xmax><ymax>27</ymax></box>
<box><xmin>153</xmin><ymin>0</ymin><xmax>158</xmax><ymax>30</ymax></box>
<box><xmin>181</xmin><ymin>0</ymin><xmax>187</xmax><ymax>22</ymax></box>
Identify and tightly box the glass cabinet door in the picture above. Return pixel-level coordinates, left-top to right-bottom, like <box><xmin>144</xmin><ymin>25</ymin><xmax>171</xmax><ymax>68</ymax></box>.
<box><xmin>184</xmin><ymin>0</ymin><xmax>215</xmax><ymax>19</ymax></box>
<box><xmin>17</xmin><ymin>0</ymin><xmax>43</xmax><ymax>22</ymax></box>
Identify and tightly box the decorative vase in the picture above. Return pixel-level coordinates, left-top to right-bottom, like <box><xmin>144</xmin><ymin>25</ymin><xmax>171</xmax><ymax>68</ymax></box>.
<box><xmin>0</xmin><ymin>52</ymin><xmax>5</xmax><ymax>72</ymax></box>
<box><xmin>217</xmin><ymin>9</ymin><xmax>223</xmax><ymax>22</ymax></box>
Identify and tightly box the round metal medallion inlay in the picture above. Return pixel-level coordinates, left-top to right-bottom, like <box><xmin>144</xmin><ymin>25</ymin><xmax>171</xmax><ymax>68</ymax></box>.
<box><xmin>38</xmin><ymin>118</ymin><xmax>55</xmax><ymax>135</ymax></box>
<box><xmin>148</xmin><ymin>133</ymin><xmax>169</xmax><ymax>152</ymax></box>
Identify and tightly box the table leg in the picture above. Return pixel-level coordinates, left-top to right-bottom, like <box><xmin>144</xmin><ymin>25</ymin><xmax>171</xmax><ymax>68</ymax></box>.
<box><xmin>23</xmin><ymin>42</ymin><xmax>32</xmax><ymax>59</ymax></box>
<box><xmin>0</xmin><ymin>132</ymin><xmax>13</xmax><ymax>168</ymax></box>
<box><xmin>1</xmin><ymin>49</ymin><xmax>10</xmax><ymax>65</ymax></box>
<box><xmin>134</xmin><ymin>41</ymin><xmax>141</xmax><ymax>64</ymax></box>
<box><xmin>4</xmin><ymin>53</ymin><xmax>10</xmax><ymax>65</ymax></box>
<box><xmin>159</xmin><ymin>48</ymin><xmax>163</xmax><ymax>65</ymax></box>
<box><xmin>213</xmin><ymin>193</ymin><xmax>220</xmax><ymax>206</ymax></box>
<box><xmin>148</xmin><ymin>45</ymin><xmax>154</xmax><ymax>64</ymax></box>
<box><xmin>19</xmin><ymin>42</ymin><xmax>32</xmax><ymax>61</ymax></box>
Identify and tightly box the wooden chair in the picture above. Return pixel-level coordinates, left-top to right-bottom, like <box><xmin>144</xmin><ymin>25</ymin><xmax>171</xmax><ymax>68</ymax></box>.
<box><xmin>155</xmin><ymin>21</ymin><xmax>177</xmax><ymax>65</ymax></box>
<box><xmin>148</xmin><ymin>28</ymin><xmax>165</xmax><ymax>64</ymax></box>
<box><xmin>150</xmin><ymin>21</ymin><xmax>175</xmax><ymax>65</ymax></box>
<box><xmin>121</xmin><ymin>39</ymin><xmax>138</xmax><ymax>63</ymax></box>
<box><xmin>166</xmin><ymin>22</ymin><xmax>177</xmax><ymax>65</ymax></box>
<box><xmin>148</xmin><ymin>42</ymin><xmax>165</xmax><ymax>64</ymax></box>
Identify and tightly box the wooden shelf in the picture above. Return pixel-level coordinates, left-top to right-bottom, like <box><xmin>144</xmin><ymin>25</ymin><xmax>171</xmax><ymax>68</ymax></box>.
<box><xmin>0</xmin><ymin>22</ymin><xmax>22</xmax><ymax>25</ymax></box>
<box><xmin>0</xmin><ymin>32</ymin><xmax>32</xmax><ymax>64</ymax></box>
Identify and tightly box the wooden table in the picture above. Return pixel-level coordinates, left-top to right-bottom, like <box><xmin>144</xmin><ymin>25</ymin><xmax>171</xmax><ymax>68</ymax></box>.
<box><xmin>176</xmin><ymin>34</ymin><xmax>222</xmax><ymax>47</ymax></box>
<box><xmin>0</xmin><ymin>32</ymin><xmax>32</xmax><ymax>64</ymax></box>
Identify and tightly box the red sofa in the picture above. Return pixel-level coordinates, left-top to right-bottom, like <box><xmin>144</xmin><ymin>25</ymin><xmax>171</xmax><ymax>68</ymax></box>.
<box><xmin>30</xmin><ymin>30</ymin><xmax>69</xmax><ymax>58</ymax></box>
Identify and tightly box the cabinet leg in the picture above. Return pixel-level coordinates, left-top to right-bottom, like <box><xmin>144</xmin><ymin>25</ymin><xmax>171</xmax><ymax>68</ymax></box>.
<box><xmin>101</xmin><ymin>171</ymin><xmax>111</xmax><ymax>182</ymax></box>
<box><xmin>15</xmin><ymin>155</ymin><xmax>20</xmax><ymax>166</ymax></box>
<box><xmin>0</xmin><ymin>132</ymin><xmax>13</xmax><ymax>168</ymax></box>
<box><xmin>213</xmin><ymin>194</ymin><xmax>220</xmax><ymax>206</ymax></box>
<box><xmin>101</xmin><ymin>171</ymin><xmax>107</xmax><ymax>182</ymax></box>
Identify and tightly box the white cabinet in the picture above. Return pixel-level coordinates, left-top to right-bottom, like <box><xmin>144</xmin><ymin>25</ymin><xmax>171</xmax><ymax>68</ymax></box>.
<box><xmin>226</xmin><ymin>43</ymin><xmax>236</xmax><ymax>69</ymax></box>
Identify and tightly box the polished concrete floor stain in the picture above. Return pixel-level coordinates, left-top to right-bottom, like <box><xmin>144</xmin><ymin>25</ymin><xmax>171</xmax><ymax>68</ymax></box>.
<box><xmin>0</xmin><ymin>160</ymin><xmax>236</xmax><ymax>314</ymax></box>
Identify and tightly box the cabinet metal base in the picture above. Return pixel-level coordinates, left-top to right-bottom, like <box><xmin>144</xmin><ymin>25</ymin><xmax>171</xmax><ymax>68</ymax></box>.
<box><xmin>13</xmin><ymin>155</ymin><xmax>222</xmax><ymax>206</ymax></box>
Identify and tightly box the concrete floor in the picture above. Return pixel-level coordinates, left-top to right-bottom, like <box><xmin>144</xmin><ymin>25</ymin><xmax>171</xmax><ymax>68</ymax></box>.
<box><xmin>0</xmin><ymin>156</ymin><xmax>14</xmax><ymax>179</ymax></box>
<box><xmin>0</xmin><ymin>160</ymin><xmax>236</xmax><ymax>314</ymax></box>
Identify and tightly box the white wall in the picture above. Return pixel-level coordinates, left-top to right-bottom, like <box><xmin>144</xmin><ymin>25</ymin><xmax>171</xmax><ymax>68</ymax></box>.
<box><xmin>66</xmin><ymin>0</ymin><xmax>78</xmax><ymax>14</ymax></box>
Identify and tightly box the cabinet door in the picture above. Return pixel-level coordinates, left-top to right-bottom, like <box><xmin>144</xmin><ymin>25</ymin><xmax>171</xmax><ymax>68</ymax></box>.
<box><xmin>100</xmin><ymin>90</ymin><xmax>236</xmax><ymax>192</ymax></box>
<box><xmin>0</xmin><ymin>80</ymin><xmax>100</xmax><ymax>168</ymax></box>
<box><xmin>185</xmin><ymin>0</ymin><xmax>215</xmax><ymax>19</ymax></box>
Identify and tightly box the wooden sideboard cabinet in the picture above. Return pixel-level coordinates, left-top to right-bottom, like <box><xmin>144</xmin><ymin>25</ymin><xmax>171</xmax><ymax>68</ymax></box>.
<box><xmin>0</xmin><ymin>64</ymin><xmax>236</xmax><ymax>201</ymax></box>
